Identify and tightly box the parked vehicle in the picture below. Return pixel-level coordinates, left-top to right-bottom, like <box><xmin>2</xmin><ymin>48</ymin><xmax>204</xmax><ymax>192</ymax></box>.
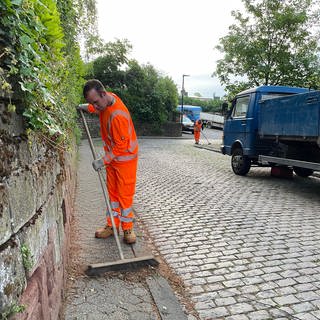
<box><xmin>177</xmin><ymin>105</ymin><xmax>202</xmax><ymax>122</ymax></box>
<box><xmin>200</xmin><ymin>112</ymin><xmax>224</xmax><ymax>129</ymax></box>
<box><xmin>182</xmin><ymin>115</ymin><xmax>194</xmax><ymax>133</ymax></box>
<box><xmin>221</xmin><ymin>85</ymin><xmax>320</xmax><ymax>176</ymax></box>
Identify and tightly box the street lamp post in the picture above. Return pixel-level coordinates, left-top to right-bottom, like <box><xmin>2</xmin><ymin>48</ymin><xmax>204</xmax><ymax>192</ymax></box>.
<box><xmin>181</xmin><ymin>74</ymin><xmax>190</xmax><ymax>123</ymax></box>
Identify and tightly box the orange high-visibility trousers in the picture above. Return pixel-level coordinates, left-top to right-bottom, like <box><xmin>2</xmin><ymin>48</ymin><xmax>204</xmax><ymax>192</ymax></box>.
<box><xmin>106</xmin><ymin>158</ymin><xmax>138</xmax><ymax>230</ymax></box>
<box><xmin>194</xmin><ymin>131</ymin><xmax>200</xmax><ymax>143</ymax></box>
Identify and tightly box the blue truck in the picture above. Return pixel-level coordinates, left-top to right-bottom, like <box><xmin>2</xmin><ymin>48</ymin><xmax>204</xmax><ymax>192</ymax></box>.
<box><xmin>221</xmin><ymin>85</ymin><xmax>320</xmax><ymax>176</ymax></box>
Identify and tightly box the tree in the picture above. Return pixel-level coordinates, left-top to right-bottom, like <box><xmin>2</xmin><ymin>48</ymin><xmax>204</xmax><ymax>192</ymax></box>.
<box><xmin>180</xmin><ymin>96</ymin><xmax>222</xmax><ymax>113</ymax></box>
<box><xmin>156</xmin><ymin>76</ymin><xmax>179</xmax><ymax>121</ymax></box>
<box><xmin>215</xmin><ymin>0</ymin><xmax>320</xmax><ymax>97</ymax></box>
<box><xmin>86</xmin><ymin>45</ymin><xmax>179</xmax><ymax>126</ymax></box>
<box><xmin>87</xmin><ymin>39</ymin><xmax>132</xmax><ymax>89</ymax></box>
<box><xmin>124</xmin><ymin>61</ymin><xmax>178</xmax><ymax>124</ymax></box>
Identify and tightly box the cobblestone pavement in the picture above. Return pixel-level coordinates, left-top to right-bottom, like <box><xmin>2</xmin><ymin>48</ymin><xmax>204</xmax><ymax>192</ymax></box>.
<box><xmin>134</xmin><ymin>138</ymin><xmax>320</xmax><ymax>320</ymax></box>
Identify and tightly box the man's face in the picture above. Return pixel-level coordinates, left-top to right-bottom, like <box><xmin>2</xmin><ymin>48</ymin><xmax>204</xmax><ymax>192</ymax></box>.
<box><xmin>85</xmin><ymin>88</ymin><xmax>107</xmax><ymax>111</ymax></box>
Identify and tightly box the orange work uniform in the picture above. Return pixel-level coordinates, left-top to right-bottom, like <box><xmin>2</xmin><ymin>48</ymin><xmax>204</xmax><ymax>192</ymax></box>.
<box><xmin>88</xmin><ymin>93</ymin><xmax>138</xmax><ymax>230</ymax></box>
<box><xmin>194</xmin><ymin>120</ymin><xmax>202</xmax><ymax>143</ymax></box>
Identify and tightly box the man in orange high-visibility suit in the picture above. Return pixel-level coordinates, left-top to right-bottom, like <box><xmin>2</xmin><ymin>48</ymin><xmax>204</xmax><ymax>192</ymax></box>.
<box><xmin>194</xmin><ymin>119</ymin><xmax>202</xmax><ymax>144</ymax></box>
<box><xmin>78</xmin><ymin>79</ymin><xmax>138</xmax><ymax>244</ymax></box>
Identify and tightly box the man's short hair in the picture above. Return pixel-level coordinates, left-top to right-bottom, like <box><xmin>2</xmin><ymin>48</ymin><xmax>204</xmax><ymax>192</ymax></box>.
<box><xmin>83</xmin><ymin>79</ymin><xmax>105</xmax><ymax>98</ymax></box>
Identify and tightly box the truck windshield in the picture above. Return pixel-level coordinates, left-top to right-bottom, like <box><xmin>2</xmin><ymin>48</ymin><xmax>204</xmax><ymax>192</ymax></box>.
<box><xmin>183</xmin><ymin>115</ymin><xmax>193</xmax><ymax>124</ymax></box>
<box><xmin>232</xmin><ymin>95</ymin><xmax>250</xmax><ymax>117</ymax></box>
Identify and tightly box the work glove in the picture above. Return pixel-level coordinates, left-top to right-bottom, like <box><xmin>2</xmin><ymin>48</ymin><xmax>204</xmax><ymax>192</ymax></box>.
<box><xmin>77</xmin><ymin>103</ymin><xmax>89</xmax><ymax>112</ymax></box>
<box><xmin>92</xmin><ymin>157</ymin><xmax>105</xmax><ymax>171</ymax></box>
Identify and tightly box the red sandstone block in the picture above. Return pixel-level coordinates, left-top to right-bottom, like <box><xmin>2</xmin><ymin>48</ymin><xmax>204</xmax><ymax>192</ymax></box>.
<box><xmin>14</xmin><ymin>279</ymin><xmax>39</xmax><ymax>320</ymax></box>
<box><xmin>34</xmin><ymin>264</ymin><xmax>50</xmax><ymax>320</ymax></box>
<box><xmin>48</xmin><ymin>287</ymin><xmax>62</xmax><ymax>320</ymax></box>
<box><xmin>44</xmin><ymin>243</ymin><xmax>55</xmax><ymax>295</ymax></box>
<box><xmin>15</xmin><ymin>302</ymin><xmax>42</xmax><ymax>320</ymax></box>
<box><xmin>26</xmin><ymin>303</ymin><xmax>42</xmax><ymax>320</ymax></box>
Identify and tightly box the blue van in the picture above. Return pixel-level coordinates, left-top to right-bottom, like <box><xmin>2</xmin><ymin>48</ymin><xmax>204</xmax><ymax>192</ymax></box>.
<box><xmin>177</xmin><ymin>105</ymin><xmax>202</xmax><ymax>122</ymax></box>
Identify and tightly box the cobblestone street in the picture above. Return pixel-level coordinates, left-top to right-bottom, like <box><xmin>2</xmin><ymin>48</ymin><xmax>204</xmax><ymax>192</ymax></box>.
<box><xmin>134</xmin><ymin>137</ymin><xmax>320</xmax><ymax>320</ymax></box>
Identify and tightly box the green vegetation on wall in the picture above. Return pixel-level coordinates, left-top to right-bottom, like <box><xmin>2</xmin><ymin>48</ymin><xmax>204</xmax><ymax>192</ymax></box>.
<box><xmin>20</xmin><ymin>244</ymin><xmax>33</xmax><ymax>272</ymax></box>
<box><xmin>0</xmin><ymin>0</ymin><xmax>96</xmax><ymax>146</ymax></box>
<box><xmin>0</xmin><ymin>303</ymin><xmax>25</xmax><ymax>320</ymax></box>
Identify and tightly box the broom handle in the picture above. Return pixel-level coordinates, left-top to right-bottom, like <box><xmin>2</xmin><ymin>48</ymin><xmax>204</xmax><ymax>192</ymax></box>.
<box><xmin>79</xmin><ymin>109</ymin><xmax>125</xmax><ymax>260</ymax></box>
<box><xmin>201</xmin><ymin>130</ymin><xmax>210</xmax><ymax>143</ymax></box>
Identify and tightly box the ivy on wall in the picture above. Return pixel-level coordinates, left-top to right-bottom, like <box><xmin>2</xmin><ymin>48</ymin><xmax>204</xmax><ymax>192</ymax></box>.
<box><xmin>0</xmin><ymin>0</ymin><xmax>97</xmax><ymax>146</ymax></box>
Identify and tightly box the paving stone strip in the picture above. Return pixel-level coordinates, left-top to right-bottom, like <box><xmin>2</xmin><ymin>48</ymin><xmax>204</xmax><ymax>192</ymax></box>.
<box><xmin>63</xmin><ymin>140</ymin><xmax>196</xmax><ymax>320</ymax></box>
<box><xmin>147</xmin><ymin>275</ymin><xmax>188</xmax><ymax>320</ymax></box>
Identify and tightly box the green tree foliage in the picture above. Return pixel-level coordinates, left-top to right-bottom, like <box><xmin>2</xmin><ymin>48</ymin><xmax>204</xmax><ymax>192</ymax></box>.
<box><xmin>156</xmin><ymin>76</ymin><xmax>180</xmax><ymax>121</ymax></box>
<box><xmin>124</xmin><ymin>61</ymin><xmax>178</xmax><ymax>124</ymax></box>
<box><xmin>87</xmin><ymin>39</ymin><xmax>132</xmax><ymax>89</ymax></box>
<box><xmin>215</xmin><ymin>0</ymin><xmax>320</xmax><ymax>97</ymax></box>
<box><xmin>86</xmin><ymin>40</ymin><xmax>179</xmax><ymax>125</ymax></box>
<box><xmin>181</xmin><ymin>96</ymin><xmax>222</xmax><ymax>113</ymax></box>
<box><xmin>76</xmin><ymin>0</ymin><xmax>101</xmax><ymax>60</ymax></box>
<box><xmin>0</xmin><ymin>0</ymin><xmax>96</xmax><ymax>146</ymax></box>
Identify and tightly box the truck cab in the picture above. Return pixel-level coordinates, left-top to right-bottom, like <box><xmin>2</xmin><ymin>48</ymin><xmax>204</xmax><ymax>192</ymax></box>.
<box><xmin>221</xmin><ymin>85</ymin><xmax>309</xmax><ymax>175</ymax></box>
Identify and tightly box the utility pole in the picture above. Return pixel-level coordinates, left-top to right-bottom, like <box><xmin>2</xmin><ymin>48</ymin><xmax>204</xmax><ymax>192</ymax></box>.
<box><xmin>181</xmin><ymin>74</ymin><xmax>190</xmax><ymax>123</ymax></box>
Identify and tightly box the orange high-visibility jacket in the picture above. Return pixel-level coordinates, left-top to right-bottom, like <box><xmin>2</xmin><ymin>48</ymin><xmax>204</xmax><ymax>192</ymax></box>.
<box><xmin>88</xmin><ymin>93</ymin><xmax>138</xmax><ymax>165</ymax></box>
<box><xmin>194</xmin><ymin>120</ymin><xmax>202</xmax><ymax>132</ymax></box>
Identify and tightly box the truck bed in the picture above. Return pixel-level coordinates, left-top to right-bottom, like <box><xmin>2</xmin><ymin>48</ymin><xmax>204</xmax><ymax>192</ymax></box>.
<box><xmin>258</xmin><ymin>91</ymin><xmax>320</xmax><ymax>140</ymax></box>
<box><xmin>200</xmin><ymin>112</ymin><xmax>224</xmax><ymax>129</ymax></box>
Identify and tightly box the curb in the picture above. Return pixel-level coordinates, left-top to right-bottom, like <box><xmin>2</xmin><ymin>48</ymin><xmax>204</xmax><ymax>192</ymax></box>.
<box><xmin>138</xmin><ymin>135</ymin><xmax>192</xmax><ymax>140</ymax></box>
<box><xmin>194</xmin><ymin>144</ymin><xmax>222</xmax><ymax>153</ymax></box>
<box><xmin>147</xmin><ymin>275</ymin><xmax>188</xmax><ymax>320</ymax></box>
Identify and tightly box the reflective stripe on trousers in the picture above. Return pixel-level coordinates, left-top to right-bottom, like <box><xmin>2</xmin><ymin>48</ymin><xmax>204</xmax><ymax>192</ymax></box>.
<box><xmin>105</xmin><ymin>159</ymin><xmax>138</xmax><ymax>230</ymax></box>
<box><xmin>120</xmin><ymin>207</ymin><xmax>134</xmax><ymax>222</ymax></box>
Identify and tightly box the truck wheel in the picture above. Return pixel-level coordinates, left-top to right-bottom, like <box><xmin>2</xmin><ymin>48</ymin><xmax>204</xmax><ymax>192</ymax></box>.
<box><xmin>231</xmin><ymin>148</ymin><xmax>251</xmax><ymax>175</ymax></box>
<box><xmin>293</xmin><ymin>167</ymin><xmax>314</xmax><ymax>177</ymax></box>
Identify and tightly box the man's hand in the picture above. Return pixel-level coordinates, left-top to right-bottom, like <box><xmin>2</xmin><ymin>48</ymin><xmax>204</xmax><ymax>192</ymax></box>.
<box><xmin>77</xmin><ymin>103</ymin><xmax>89</xmax><ymax>112</ymax></box>
<box><xmin>92</xmin><ymin>158</ymin><xmax>105</xmax><ymax>171</ymax></box>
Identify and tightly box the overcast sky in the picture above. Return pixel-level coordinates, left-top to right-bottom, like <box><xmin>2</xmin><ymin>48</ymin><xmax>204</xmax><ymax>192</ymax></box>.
<box><xmin>96</xmin><ymin>0</ymin><xmax>244</xmax><ymax>97</ymax></box>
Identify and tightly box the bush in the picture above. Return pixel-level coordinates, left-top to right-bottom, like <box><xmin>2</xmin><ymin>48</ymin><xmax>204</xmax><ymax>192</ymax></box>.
<box><xmin>0</xmin><ymin>0</ymin><xmax>88</xmax><ymax>147</ymax></box>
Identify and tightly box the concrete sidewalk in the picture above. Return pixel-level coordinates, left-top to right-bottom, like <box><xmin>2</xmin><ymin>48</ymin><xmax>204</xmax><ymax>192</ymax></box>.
<box><xmin>63</xmin><ymin>140</ymin><xmax>197</xmax><ymax>320</ymax></box>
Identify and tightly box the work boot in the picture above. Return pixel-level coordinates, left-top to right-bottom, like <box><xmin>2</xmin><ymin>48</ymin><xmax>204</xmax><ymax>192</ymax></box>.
<box><xmin>95</xmin><ymin>226</ymin><xmax>119</xmax><ymax>239</ymax></box>
<box><xmin>123</xmin><ymin>229</ymin><xmax>136</xmax><ymax>244</ymax></box>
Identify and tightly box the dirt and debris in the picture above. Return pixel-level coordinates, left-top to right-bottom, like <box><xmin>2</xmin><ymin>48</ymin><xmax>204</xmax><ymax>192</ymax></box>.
<box><xmin>65</xmin><ymin>204</ymin><xmax>200</xmax><ymax>319</ymax></box>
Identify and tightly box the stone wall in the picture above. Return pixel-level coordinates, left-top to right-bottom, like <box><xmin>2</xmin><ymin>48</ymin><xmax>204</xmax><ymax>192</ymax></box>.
<box><xmin>0</xmin><ymin>92</ymin><xmax>77</xmax><ymax>319</ymax></box>
<box><xmin>77</xmin><ymin>112</ymin><xmax>101</xmax><ymax>139</ymax></box>
<box><xmin>77</xmin><ymin>113</ymin><xmax>182</xmax><ymax>138</ymax></box>
<box><xmin>134</xmin><ymin>121</ymin><xmax>182</xmax><ymax>137</ymax></box>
